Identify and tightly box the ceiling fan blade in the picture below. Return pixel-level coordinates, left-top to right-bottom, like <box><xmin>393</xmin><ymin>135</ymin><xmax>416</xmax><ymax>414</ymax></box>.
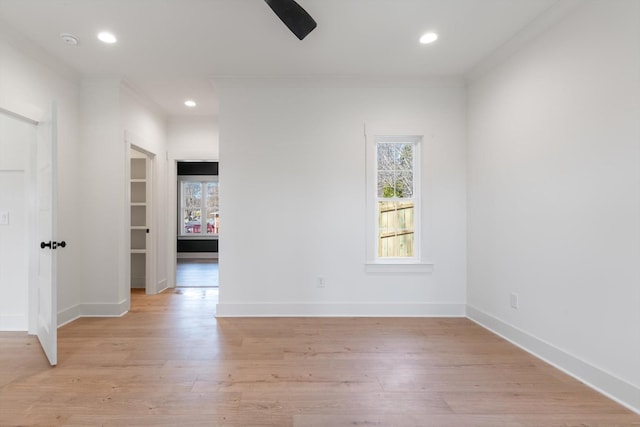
<box><xmin>264</xmin><ymin>0</ymin><xmax>317</xmax><ymax>40</ymax></box>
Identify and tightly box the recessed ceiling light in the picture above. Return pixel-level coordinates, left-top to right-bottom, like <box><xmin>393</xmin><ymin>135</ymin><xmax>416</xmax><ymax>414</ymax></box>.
<box><xmin>60</xmin><ymin>33</ymin><xmax>79</xmax><ymax>46</ymax></box>
<box><xmin>184</xmin><ymin>100</ymin><xmax>197</xmax><ymax>108</ymax></box>
<box><xmin>97</xmin><ymin>31</ymin><xmax>117</xmax><ymax>44</ymax></box>
<box><xmin>419</xmin><ymin>32</ymin><xmax>438</xmax><ymax>44</ymax></box>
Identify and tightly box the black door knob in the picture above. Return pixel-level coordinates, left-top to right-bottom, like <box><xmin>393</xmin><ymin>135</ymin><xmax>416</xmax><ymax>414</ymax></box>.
<box><xmin>41</xmin><ymin>241</ymin><xmax>66</xmax><ymax>249</ymax></box>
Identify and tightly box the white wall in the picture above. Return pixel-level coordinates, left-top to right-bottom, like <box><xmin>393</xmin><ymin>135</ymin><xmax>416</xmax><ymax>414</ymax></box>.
<box><xmin>121</xmin><ymin>85</ymin><xmax>169</xmax><ymax>295</ymax></box>
<box><xmin>0</xmin><ymin>22</ymin><xmax>81</xmax><ymax>329</ymax></box>
<box><xmin>78</xmin><ymin>78</ymin><xmax>124</xmax><ymax>315</ymax></box>
<box><xmin>216</xmin><ymin>78</ymin><xmax>467</xmax><ymax>316</ymax></box>
<box><xmin>75</xmin><ymin>78</ymin><xmax>168</xmax><ymax>318</ymax></box>
<box><xmin>167</xmin><ymin>116</ymin><xmax>219</xmax><ymax>158</ymax></box>
<box><xmin>467</xmin><ymin>0</ymin><xmax>640</xmax><ymax>411</ymax></box>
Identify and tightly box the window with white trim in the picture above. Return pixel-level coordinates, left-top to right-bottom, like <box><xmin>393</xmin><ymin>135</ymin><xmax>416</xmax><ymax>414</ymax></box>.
<box><xmin>179</xmin><ymin>177</ymin><xmax>219</xmax><ymax>236</ymax></box>
<box><xmin>375</xmin><ymin>136</ymin><xmax>420</xmax><ymax>261</ymax></box>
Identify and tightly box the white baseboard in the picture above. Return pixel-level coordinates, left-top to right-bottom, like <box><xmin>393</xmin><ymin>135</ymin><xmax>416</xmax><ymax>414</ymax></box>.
<box><xmin>57</xmin><ymin>300</ymin><xmax>129</xmax><ymax>328</ymax></box>
<box><xmin>156</xmin><ymin>279</ymin><xmax>169</xmax><ymax>294</ymax></box>
<box><xmin>57</xmin><ymin>304</ymin><xmax>82</xmax><ymax>327</ymax></box>
<box><xmin>466</xmin><ymin>305</ymin><xmax>640</xmax><ymax>415</ymax></box>
<box><xmin>0</xmin><ymin>314</ymin><xmax>28</xmax><ymax>331</ymax></box>
<box><xmin>216</xmin><ymin>302</ymin><xmax>466</xmax><ymax>317</ymax></box>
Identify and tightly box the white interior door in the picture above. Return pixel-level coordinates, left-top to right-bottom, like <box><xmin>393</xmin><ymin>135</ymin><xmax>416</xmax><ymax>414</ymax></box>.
<box><xmin>36</xmin><ymin>104</ymin><xmax>58</xmax><ymax>366</ymax></box>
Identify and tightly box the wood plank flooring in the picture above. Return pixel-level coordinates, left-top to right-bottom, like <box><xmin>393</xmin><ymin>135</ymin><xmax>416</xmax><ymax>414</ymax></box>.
<box><xmin>176</xmin><ymin>259</ymin><xmax>219</xmax><ymax>287</ymax></box>
<box><xmin>0</xmin><ymin>288</ymin><xmax>638</xmax><ymax>426</ymax></box>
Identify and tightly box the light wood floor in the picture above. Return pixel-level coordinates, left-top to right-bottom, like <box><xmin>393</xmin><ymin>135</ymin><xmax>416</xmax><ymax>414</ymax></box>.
<box><xmin>0</xmin><ymin>289</ymin><xmax>638</xmax><ymax>426</ymax></box>
<box><xmin>176</xmin><ymin>259</ymin><xmax>219</xmax><ymax>287</ymax></box>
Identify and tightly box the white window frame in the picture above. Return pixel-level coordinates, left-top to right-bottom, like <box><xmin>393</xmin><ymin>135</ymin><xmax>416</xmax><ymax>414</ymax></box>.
<box><xmin>365</xmin><ymin>134</ymin><xmax>433</xmax><ymax>273</ymax></box>
<box><xmin>178</xmin><ymin>175</ymin><xmax>219</xmax><ymax>238</ymax></box>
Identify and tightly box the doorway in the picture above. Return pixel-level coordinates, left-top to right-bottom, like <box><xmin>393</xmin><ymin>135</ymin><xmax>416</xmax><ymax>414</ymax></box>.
<box><xmin>0</xmin><ymin>106</ymin><xmax>58</xmax><ymax>366</ymax></box>
<box><xmin>128</xmin><ymin>146</ymin><xmax>155</xmax><ymax>294</ymax></box>
<box><xmin>175</xmin><ymin>161</ymin><xmax>219</xmax><ymax>288</ymax></box>
<box><xmin>0</xmin><ymin>111</ymin><xmax>34</xmax><ymax>332</ymax></box>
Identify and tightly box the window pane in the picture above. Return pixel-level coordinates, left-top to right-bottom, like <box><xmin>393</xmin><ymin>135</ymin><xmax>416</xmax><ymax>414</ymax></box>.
<box><xmin>183</xmin><ymin>182</ymin><xmax>202</xmax><ymax>234</ymax></box>
<box><xmin>377</xmin><ymin>142</ymin><xmax>414</xmax><ymax>199</ymax></box>
<box><xmin>183</xmin><ymin>209</ymin><xmax>201</xmax><ymax>233</ymax></box>
<box><xmin>183</xmin><ymin>182</ymin><xmax>201</xmax><ymax>208</ymax></box>
<box><xmin>377</xmin><ymin>172</ymin><xmax>395</xmax><ymax>198</ymax></box>
<box><xmin>377</xmin><ymin>143</ymin><xmax>394</xmax><ymax>171</ymax></box>
<box><xmin>377</xmin><ymin>201</ymin><xmax>414</xmax><ymax>257</ymax></box>
<box><xmin>395</xmin><ymin>172</ymin><xmax>413</xmax><ymax>198</ymax></box>
<box><xmin>206</xmin><ymin>182</ymin><xmax>219</xmax><ymax>234</ymax></box>
<box><xmin>378</xmin><ymin>201</ymin><xmax>396</xmax><ymax>234</ymax></box>
<box><xmin>396</xmin><ymin>143</ymin><xmax>413</xmax><ymax>171</ymax></box>
<box><xmin>396</xmin><ymin>201</ymin><xmax>414</xmax><ymax>231</ymax></box>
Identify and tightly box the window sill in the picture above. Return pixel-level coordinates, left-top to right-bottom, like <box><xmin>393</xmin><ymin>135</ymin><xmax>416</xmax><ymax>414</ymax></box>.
<box><xmin>365</xmin><ymin>262</ymin><xmax>434</xmax><ymax>274</ymax></box>
<box><xmin>178</xmin><ymin>235</ymin><xmax>219</xmax><ymax>240</ymax></box>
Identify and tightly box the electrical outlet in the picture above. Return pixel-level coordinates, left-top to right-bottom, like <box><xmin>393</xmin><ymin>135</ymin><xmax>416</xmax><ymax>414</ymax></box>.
<box><xmin>316</xmin><ymin>276</ymin><xmax>326</xmax><ymax>288</ymax></box>
<box><xmin>510</xmin><ymin>293</ymin><xmax>519</xmax><ymax>310</ymax></box>
<box><xmin>0</xmin><ymin>211</ymin><xmax>8</xmax><ymax>225</ymax></box>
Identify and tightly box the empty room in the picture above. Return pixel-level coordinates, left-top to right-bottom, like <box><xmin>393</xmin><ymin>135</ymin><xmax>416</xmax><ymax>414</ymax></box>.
<box><xmin>0</xmin><ymin>0</ymin><xmax>638</xmax><ymax>425</ymax></box>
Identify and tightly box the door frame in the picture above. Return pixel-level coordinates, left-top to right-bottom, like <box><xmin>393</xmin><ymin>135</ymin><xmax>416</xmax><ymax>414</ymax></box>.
<box><xmin>167</xmin><ymin>151</ymin><xmax>218</xmax><ymax>288</ymax></box>
<box><xmin>0</xmin><ymin>108</ymin><xmax>38</xmax><ymax>334</ymax></box>
<box><xmin>124</xmin><ymin>132</ymin><xmax>157</xmax><ymax>297</ymax></box>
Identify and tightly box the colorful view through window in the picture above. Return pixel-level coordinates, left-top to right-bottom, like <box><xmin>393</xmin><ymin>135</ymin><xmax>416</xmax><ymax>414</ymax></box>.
<box><xmin>181</xmin><ymin>180</ymin><xmax>219</xmax><ymax>235</ymax></box>
<box><xmin>377</xmin><ymin>141</ymin><xmax>415</xmax><ymax>257</ymax></box>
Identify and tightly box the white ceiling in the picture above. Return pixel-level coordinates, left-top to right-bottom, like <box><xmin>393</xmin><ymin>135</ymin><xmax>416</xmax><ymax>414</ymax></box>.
<box><xmin>0</xmin><ymin>0</ymin><xmax>560</xmax><ymax>117</ymax></box>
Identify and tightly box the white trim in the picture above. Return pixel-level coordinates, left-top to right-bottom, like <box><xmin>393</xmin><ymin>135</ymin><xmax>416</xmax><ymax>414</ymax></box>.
<box><xmin>57</xmin><ymin>300</ymin><xmax>129</xmax><ymax>328</ymax></box>
<box><xmin>57</xmin><ymin>304</ymin><xmax>82</xmax><ymax>327</ymax></box>
<box><xmin>121</xmin><ymin>81</ymin><xmax>167</xmax><ymax>120</ymax></box>
<box><xmin>465</xmin><ymin>0</ymin><xmax>583</xmax><ymax>81</ymax></box>
<box><xmin>466</xmin><ymin>305</ymin><xmax>640</xmax><ymax>415</ymax></box>
<box><xmin>0</xmin><ymin>315</ymin><xmax>28</xmax><ymax>331</ymax></box>
<box><xmin>216</xmin><ymin>302</ymin><xmax>465</xmax><ymax>317</ymax></box>
<box><xmin>178</xmin><ymin>235</ymin><xmax>218</xmax><ymax>240</ymax></box>
<box><xmin>367</xmin><ymin>135</ymin><xmax>423</xmax><ymax>264</ymax></box>
<box><xmin>365</xmin><ymin>262</ymin><xmax>434</xmax><ymax>274</ymax></box>
<box><xmin>211</xmin><ymin>75</ymin><xmax>466</xmax><ymax>90</ymax></box>
<box><xmin>0</xmin><ymin>107</ymin><xmax>38</xmax><ymax>125</ymax></box>
<box><xmin>156</xmin><ymin>279</ymin><xmax>169</xmax><ymax>294</ymax></box>
<box><xmin>76</xmin><ymin>301</ymin><xmax>129</xmax><ymax>317</ymax></box>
